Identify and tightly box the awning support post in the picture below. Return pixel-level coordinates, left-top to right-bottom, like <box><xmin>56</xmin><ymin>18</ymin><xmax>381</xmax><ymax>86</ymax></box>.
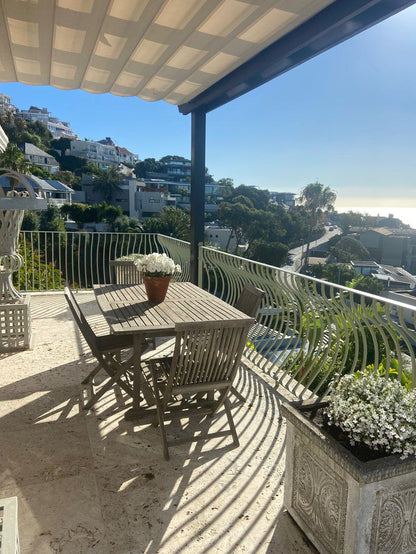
<box><xmin>190</xmin><ymin>109</ymin><xmax>206</xmax><ymax>284</ymax></box>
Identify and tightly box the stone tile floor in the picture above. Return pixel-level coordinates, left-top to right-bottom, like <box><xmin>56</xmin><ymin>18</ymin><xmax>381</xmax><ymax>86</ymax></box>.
<box><xmin>0</xmin><ymin>292</ymin><xmax>316</xmax><ymax>554</ymax></box>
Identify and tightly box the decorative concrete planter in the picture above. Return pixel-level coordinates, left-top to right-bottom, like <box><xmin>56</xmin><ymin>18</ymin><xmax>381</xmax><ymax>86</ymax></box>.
<box><xmin>282</xmin><ymin>400</ymin><xmax>416</xmax><ymax>554</ymax></box>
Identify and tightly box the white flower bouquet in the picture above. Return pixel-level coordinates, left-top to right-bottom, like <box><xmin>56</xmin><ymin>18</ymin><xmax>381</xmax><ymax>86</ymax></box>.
<box><xmin>135</xmin><ymin>252</ymin><xmax>181</xmax><ymax>278</ymax></box>
<box><xmin>325</xmin><ymin>370</ymin><xmax>416</xmax><ymax>459</ymax></box>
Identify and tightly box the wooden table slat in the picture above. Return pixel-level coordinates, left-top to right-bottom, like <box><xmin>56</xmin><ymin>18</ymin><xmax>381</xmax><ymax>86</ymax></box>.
<box><xmin>93</xmin><ymin>282</ymin><xmax>253</xmax><ymax>335</ymax></box>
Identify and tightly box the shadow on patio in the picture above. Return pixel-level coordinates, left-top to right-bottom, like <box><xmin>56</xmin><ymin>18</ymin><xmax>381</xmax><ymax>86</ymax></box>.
<box><xmin>0</xmin><ymin>293</ymin><xmax>315</xmax><ymax>553</ymax></box>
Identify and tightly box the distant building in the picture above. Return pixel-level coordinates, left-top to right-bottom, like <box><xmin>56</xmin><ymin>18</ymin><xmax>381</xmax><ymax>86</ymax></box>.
<box><xmin>0</xmin><ymin>93</ymin><xmax>16</xmax><ymax>115</ymax></box>
<box><xmin>20</xmin><ymin>143</ymin><xmax>59</xmax><ymax>174</ymax></box>
<box><xmin>69</xmin><ymin>138</ymin><xmax>137</xmax><ymax>169</ymax></box>
<box><xmin>69</xmin><ymin>139</ymin><xmax>118</xmax><ymax>169</ymax></box>
<box><xmin>380</xmin><ymin>290</ymin><xmax>416</xmax><ymax>326</ymax></box>
<box><xmin>351</xmin><ymin>260</ymin><xmax>416</xmax><ymax>290</ymax></box>
<box><xmin>129</xmin><ymin>181</ymin><xmax>176</xmax><ymax>219</ymax></box>
<box><xmin>358</xmin><ymin>228</ymin><xmax>416</xmax><ymax>273</ymax></box>
<box><xmin>0</xmin><ymin>174</ymin><xmax>73</xmax><ymax>206</ymax></box>
<box><xmin>269</xmin><ymin>191</ymin><xmax>296</xmax><ymax>208</ymax></box>
<box><xmin>205</xmin><ymin>224</ymin><xmax>248</xmax><ymax>252</ymax></box>
<box><xmin>116</xmin><ymin>146</ymin><xmax>137</xmax><ymax>166</ymax></box>
<box><xmin>81</xmin><ymin>173</ymin><xmax>129</xmax><ymax>213</ymax></box>
<box><xmin>18</xmin><ymin>105</ymin><xmax>77</xmax><ymax>139</ymax></box>
<box><xmin>350</xmin><ymin>261</ymin><xmax>380</xmax><ymax>276</ymax></box>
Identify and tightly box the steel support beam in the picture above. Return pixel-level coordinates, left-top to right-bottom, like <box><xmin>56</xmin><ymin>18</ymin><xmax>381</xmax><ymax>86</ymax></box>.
<box><xmin>190</xmin><ymin>110</ymin><xmax>206</xmax><ymax>284</ymax></box>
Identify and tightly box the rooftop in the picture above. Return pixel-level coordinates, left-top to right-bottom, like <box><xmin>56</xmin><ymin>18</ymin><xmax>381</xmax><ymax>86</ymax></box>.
<box><xmin>0</xmin><ymin>292</ymin><xmax>313</xmax><ymax>554</ymax></box>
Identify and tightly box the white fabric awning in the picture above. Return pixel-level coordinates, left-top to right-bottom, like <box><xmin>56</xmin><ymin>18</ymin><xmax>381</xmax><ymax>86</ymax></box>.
<box><xmin>0</xmin><ymin>0</ymin><xmax>334</xmax><ymax>105</ymax></box>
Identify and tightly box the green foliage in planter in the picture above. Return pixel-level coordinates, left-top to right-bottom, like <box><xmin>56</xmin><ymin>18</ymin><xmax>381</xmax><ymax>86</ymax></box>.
<box><xmin>287</xmin><ymin>305</ymin><xmax>400</xmax><ymax>396</ymax></box>
<box><xmin>365</xmin><ymin>358</ymin><xmax>412</xmax><ymax>390</ymax></box>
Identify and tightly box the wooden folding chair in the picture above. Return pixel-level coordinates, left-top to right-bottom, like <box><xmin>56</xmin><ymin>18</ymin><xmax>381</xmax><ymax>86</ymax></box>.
<box><xmin>232</xmin><ymin>283</ymin><xmax>266</xmax><ymax>402</ymax></box>
<box><xmin>64</xmin><ymin>284</ymin><xmax>138</xmax><ymax>410</ymax></box>
<box><xmin>146</xmin><ymin>318</ymin><xmax>253</xmax><ymax>460</ymax></box>
<box><xmin>235</xmin><ymin>283</ymin><xmax>266</xmax><ymax>318</ymax></box>
<box><xmin>110</xmin><ymin>259</ymin><xmax>142</xmax><ymax>284</ymax></box>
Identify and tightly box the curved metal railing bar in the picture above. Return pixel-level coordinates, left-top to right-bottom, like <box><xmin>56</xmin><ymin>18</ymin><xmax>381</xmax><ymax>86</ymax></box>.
<box><xmin>15</xmin><ymin>232</ymin><xmax>416</xmax><ymax>399</ymax></box>
<box><xmin>200</xmin><ymin>245</ymin><xmax>416</xmax><ymax>399</ymax></box>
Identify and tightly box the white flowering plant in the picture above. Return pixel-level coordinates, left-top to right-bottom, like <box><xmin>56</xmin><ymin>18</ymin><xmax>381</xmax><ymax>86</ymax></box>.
<box><xmin>325</xmin><ymin>370</ymin><xmax>416</xmax><ymax>459</ymax></box>
<box><xmin>134</xmin><ymin>252</ymin><xmax>181</xmax><ymax>278</ymax></box>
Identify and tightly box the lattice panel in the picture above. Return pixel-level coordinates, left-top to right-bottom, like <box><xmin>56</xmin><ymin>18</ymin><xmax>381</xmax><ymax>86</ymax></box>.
<box><xmin>0</xmin><ymin>296</ymin><xmax>31</xmax><ymax>351</ymax></box>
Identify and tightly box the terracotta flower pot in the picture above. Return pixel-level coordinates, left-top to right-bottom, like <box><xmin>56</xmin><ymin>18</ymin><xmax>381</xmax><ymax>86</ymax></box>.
<box><xmin>143</xmin><ymin>275</ymin><xmax>171</xmax><ymax>303</ymax></box>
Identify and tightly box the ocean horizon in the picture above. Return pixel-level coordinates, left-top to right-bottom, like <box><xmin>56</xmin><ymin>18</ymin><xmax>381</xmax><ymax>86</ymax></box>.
<box><xmin>336</xmin><ymin>206</ymin><xmax>416</xmax><ymax>229</ymax></box>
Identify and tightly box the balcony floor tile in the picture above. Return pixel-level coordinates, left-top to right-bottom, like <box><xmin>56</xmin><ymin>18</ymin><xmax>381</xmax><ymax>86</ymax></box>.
<box><xmin>0</xmin><ymin>292</ymin><xmax>316</xmax><ymax>554</ymax></box>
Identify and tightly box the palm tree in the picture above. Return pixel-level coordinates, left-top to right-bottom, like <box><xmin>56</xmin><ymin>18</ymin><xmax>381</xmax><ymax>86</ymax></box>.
<box><xmin>299</xmin><ymin>182</ymin><xmax>336</xmax><ymax>267</ymax></box>
<box><xmin>92</xmin><ymin>166</ymin><xmax>123</xmax><ymax>202</ymax></box>
<box><xmin>0</xmin><ymin>142</ymin><xmax>32</xmax><ymax>173</ymax></box>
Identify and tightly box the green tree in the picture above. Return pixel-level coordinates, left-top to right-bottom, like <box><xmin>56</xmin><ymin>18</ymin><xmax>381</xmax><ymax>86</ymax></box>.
<box><xmin>39</xmin><ymin>204</ymin><xmax>65</xmax><ymax>232</ymax></box>
<box><xmin>329</xmin><ymin>236</ymin><xmax>370</xmax><ymax>263</ymax></box>
<box><xmin>21</xmin><ymin>211</ymin><xmax>39</xmax><ymax>231</ymax></box>
<box><xmin>250</xmin><ymin>240</ymin><xmax>289</xmax><ymax>267</ymax></box>
<box><xmin>299</xmin><ymin>181</ymin><xmax>336</xmax><ymax>229</ymax></box>
<box><xmin>30</xmin><ymin>166</ymin><xmax>53</xmax><ymax>179</ymax></box>
<box><xmin>309</xmin><ymin>263</ymin><xmax>356</xmax><ymax>286</ymax></box>
<box><xmin>218</xmin><ymin>200</ymin><xmax>252</xmax><ymax>252</ymax></box>
<box><xmin>134</xmin><ymin>158</ymin><xmax>163</xmax><ymax>178</ymax></box>
<box><xmin>348</xmin><ymin>275</ymin><xmax>383</xmax><ymax>295</ymax></box>
<box><xmin>143</xmin><ymin>206</ymin><xmax>190</xmax><ymax>240</ymax></box>
<box><xmin>113</xmin><ymin>215</ymin><xmax>143</xmax><ymax>233</ymax></box>
<box><xmin>54</xmin><ymin>170</ymin><xmax>81</xmax><ymax>190</ymax></box>
<box><xmin>92</xmin><ymin>167</ymin><xmax>123</xmax><ymax>202</ymax></box>
<box><xmin>0</xmin><ymin>143</ymin><xmax>32</xmax><ymax>172</ymax></box>
<box><xmin>228</xmin><ymin>184</ymin><xmax>270</xmax><ymax>210</ymax></box>
<box><xmin>298</xmin><ymin>181</ymin><xmax>336</xmax><ymax>265</ymax></box>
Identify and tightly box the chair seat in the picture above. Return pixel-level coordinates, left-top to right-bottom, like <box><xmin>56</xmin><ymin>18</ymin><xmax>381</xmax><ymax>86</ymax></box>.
<box><xmin>95</xmin><ymin>333</ymin><xmax>134</xmax><ymax>352</ymax></box>
<box><xmin>141</xmin><ymin>337</ymin><xmax>175</xmax><ymax>362</ymax></box>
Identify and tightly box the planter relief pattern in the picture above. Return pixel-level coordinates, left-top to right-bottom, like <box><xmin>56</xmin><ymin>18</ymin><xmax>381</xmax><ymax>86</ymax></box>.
<box><xmin>282</xmin><ymin>401</ymin><xmax>416</xmax><ymax>554</ymax></box>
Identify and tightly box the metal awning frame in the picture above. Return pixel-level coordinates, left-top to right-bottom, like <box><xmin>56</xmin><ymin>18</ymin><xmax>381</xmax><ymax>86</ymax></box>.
<box><xmin>185</xmin><ymin>0</ymin><xmax>415</xmax><ymax>282</ymax></box>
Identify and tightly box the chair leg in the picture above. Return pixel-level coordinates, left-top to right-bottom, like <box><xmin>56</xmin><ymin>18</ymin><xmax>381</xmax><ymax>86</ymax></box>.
<box><xmin>83</xmin><ymin>362</ymin><xmax>129</xmax><ymax>410</ymax></box>
<box><xmin>151</xmin><ymin>368</ymin><xmax>170</xmax><ymax>460</ymax></box>
<box><xmin>81</xmin><ymin>363</ymin><xmax>102</xmax><ymax>385</ymax></box>
<box><xmin>224</xmin><ymin>398</ymin><xmax>239</xmax><ymax>447</ymax></box>
<box><xmin>230</xmin><ymin>386</ymin><xmax>246</xmax><ymax>403</ymax></box>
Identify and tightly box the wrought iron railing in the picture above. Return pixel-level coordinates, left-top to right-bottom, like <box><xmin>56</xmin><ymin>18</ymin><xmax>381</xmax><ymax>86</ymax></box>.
<box><xmin>17</xmin><ymin>231</ymin><xmax>162</xmax><ymax>289</ymax></box>
<box><xmin>199</xmin><ymin>246</ymin><xmax>416</xmax><ymax>399</ymax></box>
<box><xmin>158</xmin><ymin>235</ymin><xmax>191</xmax><ymax>282</ymax></box>
<box><xmin>16</xmin><ymin>231</ymin><xmax>416</xmax><ymax>399</ymax></box>
<box><xmin>16</xmin><ymin>231</ymin><xmax>189</xmax><ymax>290</ymax></box>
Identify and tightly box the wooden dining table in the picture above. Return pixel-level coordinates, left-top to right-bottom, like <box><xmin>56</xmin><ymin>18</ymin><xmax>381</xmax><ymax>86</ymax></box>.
<box><xmin>93</xmin><ymin>281</ymin><xmax>253</xmax><ymax>419</ymax></box>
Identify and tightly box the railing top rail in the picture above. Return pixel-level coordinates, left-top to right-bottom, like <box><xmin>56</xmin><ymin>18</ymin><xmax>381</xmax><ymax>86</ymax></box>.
<box><xmin>157</xmin><ymin>233</ymin><xmax>190</xmax><ymax>246</ymax></box>
<box><xmin>20</xmin><ymin>230</ymin><xmax>160</xmax><ymax>237</ymax></box>
<box><xmin>201</xmin><ymin>244</ymin><xmax>416</xmax><ymax>312</ymax></box>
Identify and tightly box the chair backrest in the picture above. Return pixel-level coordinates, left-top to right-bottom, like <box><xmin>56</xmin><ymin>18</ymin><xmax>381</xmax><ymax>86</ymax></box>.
<box><xmin>166</xmin><ymin>319</ymin><xmax>253</xmax><ymax>396</ymax></box>
<box><xmin>235</xmin><ymin>284</ymin><xmax>266</xmax><ymax>319</ymax></box>
<box><xmin>110</xmin><ymin>260</ymin><xmax>142</xmax><ymax>284</ymax></box>
<box><xmin>64</xmin><ymin>284</ymin><xmax>104</xmax><ymax>363</ymax></box>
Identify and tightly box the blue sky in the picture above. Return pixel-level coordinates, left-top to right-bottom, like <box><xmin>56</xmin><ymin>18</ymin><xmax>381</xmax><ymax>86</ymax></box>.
<box><xmin>1</xmin><ymin>4</ymin><xmax>415</xmax><ymax>209</ymax></box>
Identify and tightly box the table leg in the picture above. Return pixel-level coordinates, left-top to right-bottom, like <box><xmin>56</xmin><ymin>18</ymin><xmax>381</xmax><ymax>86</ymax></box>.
<box><xmin>124</xmin><ymin>333</ymin><xmax>156</xmax><ymax>421</ymax></box>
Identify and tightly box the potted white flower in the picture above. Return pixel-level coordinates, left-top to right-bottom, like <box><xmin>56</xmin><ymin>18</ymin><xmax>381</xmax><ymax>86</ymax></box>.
<box><xmin>282</xmin><ymin>370</ymin><xmax>416</xmax><ymax>554</ymax></box>
<box><xmin>135</xmin><ymin>252</ymin><xmax>181</xmax><ymax>302</ymax></box>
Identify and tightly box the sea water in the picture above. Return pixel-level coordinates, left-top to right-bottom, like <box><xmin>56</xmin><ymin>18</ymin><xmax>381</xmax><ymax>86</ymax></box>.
<box><xmin>337</xmin><ymin>207</ymin><xmax>416</xmax><ymax>229</ymax></box>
